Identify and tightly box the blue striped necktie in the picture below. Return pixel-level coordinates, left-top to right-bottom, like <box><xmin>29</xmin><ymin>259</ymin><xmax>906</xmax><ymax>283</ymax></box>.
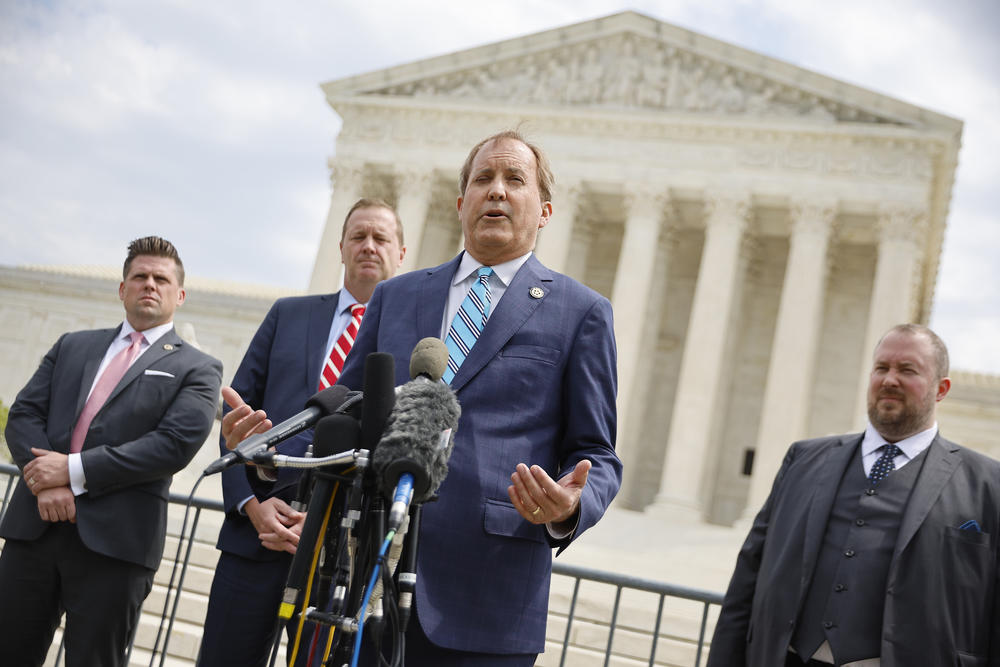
<box><xmin>443</xmin><ymin>266</ymin><xmax>493</xmax><ymax>385</ymax></box>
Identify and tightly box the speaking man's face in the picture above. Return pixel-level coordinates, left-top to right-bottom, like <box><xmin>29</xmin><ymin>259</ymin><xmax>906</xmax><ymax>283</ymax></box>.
<box><xmin>457</xmin><ymin>138</ymin><xmax>552</xmax><ymax>266</ymax></box>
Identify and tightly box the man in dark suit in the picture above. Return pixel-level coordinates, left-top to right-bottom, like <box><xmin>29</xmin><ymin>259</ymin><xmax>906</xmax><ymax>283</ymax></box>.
<box><xmin>198</xmin><ymin>199</ymin><xmax>406</xmax><ymax>666</ymax></box>
<box><xmin>336</xmin><ymin>130</ymin><xmax>622</xmax><ymax>664</ymax></box>
<box><xmin>709</xmin><ymin>324</ymin><xmax>1000</xmax><ymax>667</ymax></box>
<box><xmin>0</xmin><ymin>236</ymin><xmax>223</xmax><ymax>667</ymax></box>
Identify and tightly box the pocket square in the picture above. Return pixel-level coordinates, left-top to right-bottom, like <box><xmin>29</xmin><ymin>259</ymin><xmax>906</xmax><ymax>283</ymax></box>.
<box><xmin>958</xmin><ymin>519</ymin><xmax>981</xmax><ymax>532</ymax></box>
<box><xmin>144</xmin><ymin>369</ymin><xmax>175</xmax><ymax>378</ymax></box>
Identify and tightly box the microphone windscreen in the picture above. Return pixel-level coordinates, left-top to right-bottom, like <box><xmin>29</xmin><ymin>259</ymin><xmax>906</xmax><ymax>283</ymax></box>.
<box><xmin>313</xmin><ymin>413</ymin><xmax>362</xmax><ymax>459</ymax></box>
<box><xmin>409</xmin><ymin>337</ymin><xmax>449</xmax><ymax>382</ymax></box>
<box><xmin>304</xmin><ymin>384</ymin><xmax>352</xmax><ymax>414</ymax></box>
<box><xmin>373</xmin><ymin>378</ymin><xmax>460</xmax><ymax>502</ymax></box>
<box><xmin>361</xmin><ymin>352</ymin><xmax>396</xmax><ymax>452</ymax></box>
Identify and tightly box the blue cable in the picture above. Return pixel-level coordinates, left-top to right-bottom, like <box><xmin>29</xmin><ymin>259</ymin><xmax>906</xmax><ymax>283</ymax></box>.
<box><xmin>350</xmin><ymin>530</ymin><xmax>396</xmax><ymax>667</ymax></box>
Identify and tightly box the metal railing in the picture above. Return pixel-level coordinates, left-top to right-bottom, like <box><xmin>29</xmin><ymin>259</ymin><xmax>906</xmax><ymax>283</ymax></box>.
<box><xmin>0</xmin><ymin>462</ymin><xmax>722</xmax><ymax>666</ymax></box>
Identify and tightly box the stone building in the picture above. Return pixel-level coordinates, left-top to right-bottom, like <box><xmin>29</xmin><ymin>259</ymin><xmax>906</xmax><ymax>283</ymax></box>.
<box><xmin>1</xmin><ymin>11</ymin><xmax>996</xmax><ymax>525</ymax></box>
<box><xmin>306</xmin><ymin>10</ymin><xmax>990</xmax><ymax>526</ymax></box>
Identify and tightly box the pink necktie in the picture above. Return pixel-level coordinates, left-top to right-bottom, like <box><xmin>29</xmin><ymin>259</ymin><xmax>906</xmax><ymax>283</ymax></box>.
<box><xmin>319</xmin><ymin>304</ymin><xmax>365</xmax><ymax>390</ymax></box>
<box><xmin>70</xmin><ymin>331</ymin><xmax>145</xmax><ymax>453</ymax></box>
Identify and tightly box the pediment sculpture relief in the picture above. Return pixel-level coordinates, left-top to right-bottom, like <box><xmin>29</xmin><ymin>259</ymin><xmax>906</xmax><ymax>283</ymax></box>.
<box><xmin>368</xmin><ymin>34</ymin><xmax>898</xmax><ymax>126</ymax></box>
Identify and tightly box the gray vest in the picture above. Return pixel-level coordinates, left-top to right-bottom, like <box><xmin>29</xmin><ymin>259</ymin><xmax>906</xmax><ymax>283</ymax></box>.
<box><xmin>791</xmin><ymin>444</ymin><xmax>927</xmax><ymax>663</ymax></box>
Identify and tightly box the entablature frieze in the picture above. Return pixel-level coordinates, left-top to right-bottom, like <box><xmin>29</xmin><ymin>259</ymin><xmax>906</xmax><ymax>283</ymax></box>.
<box><xmin>330</xmin><ymin>100</ymin><xmax>948</xmax><ymax>187</ymax></box>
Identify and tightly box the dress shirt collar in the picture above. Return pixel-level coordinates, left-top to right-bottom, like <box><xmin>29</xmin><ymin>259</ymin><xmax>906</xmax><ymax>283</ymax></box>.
<box><xmin>861</xmin><ymin>421</ymin><xmax>938</xmax><ymax>461</ymax></box>
<box><xmin>121</xmin><ymin>319</ymin><xmax>173</xmax><ymax>347</ymax></box>
<box><xmin>336</xmin><ymin>286</ymin><xmax>363</xmax><ymax>313</ymax></box>
<box><xmin>452</xmin><ymin>250</ymin><xmax>532</xmax><ymax>288</ymax></box>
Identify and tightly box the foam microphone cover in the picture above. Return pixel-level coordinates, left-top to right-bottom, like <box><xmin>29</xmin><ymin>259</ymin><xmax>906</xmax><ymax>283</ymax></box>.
<box><xmin>408</xmin><ymin>337</ymin><xmax>449</xmax><ymax>382</ymax></box>
<box><xmin>313</xmin><ymin>412</ymin><xmax>362</xmax><ymax>459</ymax></box>
<box><xmin>304</xmin><ymin>384</ymin><xmax>352</xmax><ymax>415</ymax></box>
<box><xmin>374</xmin><ymin>379</ymin><xmax>461</xmax><ymax>503</ymax></box>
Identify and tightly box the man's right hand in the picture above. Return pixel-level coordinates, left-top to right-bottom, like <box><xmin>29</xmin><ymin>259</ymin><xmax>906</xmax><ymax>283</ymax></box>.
<box><xmin>244</xmin><ymin>497</ymin><xmax>305</xmax><ymax>554</ymax></box>
<box><xmin>220</xmin><ymin>386</ymin><xmax>273</xmax><ymax>451</ymax></box>
<box><xmin>36</xmin><ymin>486</ymin><xmax>76</xmax><ymax>523</ymax></box>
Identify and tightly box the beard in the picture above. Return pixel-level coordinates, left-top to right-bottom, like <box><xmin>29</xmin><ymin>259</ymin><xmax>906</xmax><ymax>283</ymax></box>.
<box><xmin>867</xmin><ymin>387</ymin><xmax>936</xmax><ymax>441</ymax></box>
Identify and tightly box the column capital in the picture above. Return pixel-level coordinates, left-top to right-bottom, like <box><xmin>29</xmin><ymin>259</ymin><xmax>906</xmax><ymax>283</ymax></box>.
<box><xmin>704</xmin><ymin>189</ymin><xmax>751</xmax><ymax>232</ymax></box>
<box><xmin>329</xmin><ymin>162</ymin><xmax>365</xmax><ymax>191</ymax></box>
<box><xmin>789</xmin><ymin>198</ymin><xmax>838</xmax><ymax>238</ymax></box>
<box><xmin>394</xmin><ymin>167</ymin><xmax>436</xmax><ymax>196</ymax></box>
<box><xmin>877</xmin><ymin>203</ymin><xmax>928</xmax><ymax>246</ymax></box>
<box><xmin>624</xmin><ymin>183</ymin><xmax>669</xmax><ymax>219</ymax></box>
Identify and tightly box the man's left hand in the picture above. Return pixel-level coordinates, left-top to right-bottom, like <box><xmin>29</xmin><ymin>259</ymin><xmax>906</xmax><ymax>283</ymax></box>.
<box><xmin>508</xmin><ymin>459</ymin><xmax>591</xmax><ymax>528</ymax></box>
<box><xmin>23</xmin><ymin>447</ymin><xmax>70</xmax><ymax>495</ymax></box>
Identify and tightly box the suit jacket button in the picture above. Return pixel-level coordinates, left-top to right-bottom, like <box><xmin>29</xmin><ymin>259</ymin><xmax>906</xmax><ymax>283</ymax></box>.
<box><xmin>823</xmin><ymin>621</ymin><xmax>834</xmax><ymax>629</ymax></box>
<box><xmin>855</xmin><ymin>518</ymin><xmax>866</xmax><ymax>526</ymax></box>
<box><xmin>844</xmin><ymin>549</ymin><xmax>855</xmax><ymax>557</ymax></box>
<box><xmin>834</xmin><ymin>583</ymin><xmax>847</xmax><ymax>592</ymax></box>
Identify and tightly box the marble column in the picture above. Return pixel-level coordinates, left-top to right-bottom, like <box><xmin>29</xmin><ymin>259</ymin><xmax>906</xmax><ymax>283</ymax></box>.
<box><xmin>745</xmin><ymin>199</ymin><xmax>836</xmax><ymax>514</ymax></box>
<box><xmin>650</xmin><ymin>191</ymin><xmax>750</xmax><ymax>520</ymax></box>
<box><xmin>534</xmin><ymin>180</ymin><xmax>582</xmax><ymax>274</ymax></box>
<box><xmin>611</xmin><ymin>184</ymin><xmax>669</xmax><ymax>482</ymax></box>
<box><xmin>395</xmin><ymin>168</ymin><xmax>435</xmax><ymax>272</ymax></box>
<box><xmin>309</xmin><ymin>163</ymin><xmax>364</xmax><ymax>294</ymax></box>
<box><xmin>852</xmin><ymin>204</ymin><xmax>927</xmax><ymax>424</ymax></box>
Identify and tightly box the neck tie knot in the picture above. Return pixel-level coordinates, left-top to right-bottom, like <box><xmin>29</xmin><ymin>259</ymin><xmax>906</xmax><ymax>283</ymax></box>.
<box><xmin>350</xmin><ymin>303</ymin><xmax>366</xmax><ymax>317</ymax></box>
<box><xmin>869</xmin><ymin>443</ymin><xmax>903</xmax><ymax>485</ymax></box>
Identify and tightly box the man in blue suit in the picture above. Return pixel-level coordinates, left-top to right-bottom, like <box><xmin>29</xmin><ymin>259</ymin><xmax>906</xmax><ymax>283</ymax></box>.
<box><xmin>198</xmin><ymin>199</ymin><xmax>406</xmax><ymax>666</ymax></box>
<box><xmin>0</xmin><ymin>236</ymin><xmax>222</xmax><ymax>667</ymax></box>
<box><xmin>338</xmin><ymin>130</ymin><xmax>622</xmax><ymax>664</ymax></box>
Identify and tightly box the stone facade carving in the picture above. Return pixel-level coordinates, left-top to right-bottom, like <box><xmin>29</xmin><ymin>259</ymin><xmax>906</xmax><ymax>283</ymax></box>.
<box><xmin>368</xmin><ymin>34</ymin><xmax>896</xmax><ymax>125</ymax></box>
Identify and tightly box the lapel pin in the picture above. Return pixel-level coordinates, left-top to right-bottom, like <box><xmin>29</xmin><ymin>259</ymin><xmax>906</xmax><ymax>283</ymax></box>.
<box><xmin>163</xmin><ymin>343</ymin><xmax>174</xmax><ymax>351</ymax></box>
<box><xmin>529</xmin><ymin>287</ymin><xmax>544</xmax><ymax>299</ymax></box>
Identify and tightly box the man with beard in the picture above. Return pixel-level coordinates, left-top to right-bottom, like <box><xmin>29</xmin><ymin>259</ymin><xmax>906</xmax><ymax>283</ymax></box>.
<box><xmin>709</xmin><ymin>324</ymin><xmax>1000</xmax><ymax>667</ymax></box>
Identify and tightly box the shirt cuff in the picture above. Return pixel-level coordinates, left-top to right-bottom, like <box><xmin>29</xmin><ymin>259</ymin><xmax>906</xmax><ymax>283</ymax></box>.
<box><xmin>68</xmin><ymin>453</ymin><xmax>86</xmax><ymax>496</ymax></box>
<box><xmin>237</xmin><ymin>494</ymin><xmax>255</xmax><ymax>515</ymax></box>
<box><xmin>545</xmin><ymin>511</ymin><xmax>580</xmax><ymax>540</ymax></box>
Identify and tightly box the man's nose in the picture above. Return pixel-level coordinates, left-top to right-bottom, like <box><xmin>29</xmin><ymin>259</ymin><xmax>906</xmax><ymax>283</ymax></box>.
<box><xmin>487</xmin><ymin>179</ymin><xmax>506</xmax><ymax>200</ymax></box>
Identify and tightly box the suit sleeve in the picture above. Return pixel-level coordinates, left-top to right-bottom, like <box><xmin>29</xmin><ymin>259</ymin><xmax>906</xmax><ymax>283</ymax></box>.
<box><xmin>219</xmin><ymin>301</ymin><xmax>281</xmax><ymax>513</ymax></box>
<box><xmin>707</xmin><ymin>444</ymin><xmax>796</xmax><ymax>667</ymax></box>
<box><xmin>552</xmin><ymin>295</ymin><xmax>622</xmax><ymax>551</ymax></box>
<box><xmin>4</xmin><ymin>334</ymin><xmax>65</xmax><ymax>468</ymax></box>
<box><xmin>78</xmin><ymin>350</ymin><xmax>222</xmax><ymax>497</ymax></box>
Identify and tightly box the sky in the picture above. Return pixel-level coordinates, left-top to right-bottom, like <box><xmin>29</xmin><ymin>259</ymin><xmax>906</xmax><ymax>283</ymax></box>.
<box><xmin>0</xmin><ymin>0</ymin><xmax>997</xmax><ymax>373</ymax></box>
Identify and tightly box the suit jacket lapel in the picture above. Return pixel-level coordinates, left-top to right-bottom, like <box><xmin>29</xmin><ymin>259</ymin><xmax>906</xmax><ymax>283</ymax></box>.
<box><xmin>450</xmin><ymin>255</ymin><xmax>553</xmax><ymax>393</ymax></box>
<box><xmin>75</xmin><ymin>327</ymin><xmax>121</xmax><ymax>419</ymax></box>
<box><xmin>104</xmin><ymin>328</ymin><xmax>182</xmax><ymax>406</ymax></box>
<box><xmin>893</xmin><ymin>436</ymin><xmax>960</xmax><ymax>559</ymax></box>
<box><xmin>306</xmin><ymin>292</ymin><xmax>339</xmax><ymax>392</ymax></box>
<box><xmin>800</xmin><ymin>434</ymin><xmax>862</xmax><ymax>594</ymax></box>
<box><xmin>417</xmin><ymin>256</ymin><xmax>461</xmax><ymax>340</ymax></box>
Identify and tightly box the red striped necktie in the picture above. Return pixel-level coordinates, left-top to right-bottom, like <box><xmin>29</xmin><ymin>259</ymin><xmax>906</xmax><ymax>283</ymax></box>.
<box><xmin>319</xmin><ymin>304</ymin><xmax>365</xmax><ymax>390</ymax></box>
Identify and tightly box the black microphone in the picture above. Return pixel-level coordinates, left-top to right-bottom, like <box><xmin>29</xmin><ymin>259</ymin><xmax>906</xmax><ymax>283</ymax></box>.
<box><xmin>280</xmin><ymin>413</ymin><xmax>362</xmax><ymax>622</ymax></box>
<box><xmin>203</xmin><ymin>384</ymin><xmax>352</xmax><ymax>475</ymax></box>
<box><xmin>360</xmin><ymin>352</ymin><xmax>395</xmax><ymax>453</ymax></box>
<box><xmin>372</xmin><ymin>339</ymin><xmax>460</xmax><ymax>529</ymax></box>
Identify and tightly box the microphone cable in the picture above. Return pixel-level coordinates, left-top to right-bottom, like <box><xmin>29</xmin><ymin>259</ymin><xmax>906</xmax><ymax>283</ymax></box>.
<box><xmin>149</xmin><ymin>472</ymin><xmax>209</xmax><ymax>667</ymax></box>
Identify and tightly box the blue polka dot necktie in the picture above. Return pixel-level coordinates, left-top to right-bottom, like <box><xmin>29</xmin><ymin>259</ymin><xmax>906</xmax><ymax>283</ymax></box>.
<box><xmin>868</xmin><ymin>443</ymin><xmax>902</xmax><ymax>485</ymax></box>
<box><xmin>443</xmin><ymin>267</ymin><xmax>493</xmax><ymax>385</ymax></box>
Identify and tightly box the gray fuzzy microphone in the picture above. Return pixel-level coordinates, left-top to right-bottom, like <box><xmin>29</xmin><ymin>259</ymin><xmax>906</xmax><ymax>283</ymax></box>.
<box><xmin>373</xmin><ymin>339</ymin><xmax>460</xmax><ymax>527</ymax></box>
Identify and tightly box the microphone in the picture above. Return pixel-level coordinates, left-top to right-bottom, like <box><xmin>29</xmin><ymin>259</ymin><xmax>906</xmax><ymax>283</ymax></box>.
<box><xmin>203</xmin><ymin>384</ymin><xmax>352</xmax><ymax>475</ymax></box>
<box><xmin>360</xmin><ymin>352</ymin><xmax>395</xmax><ymax>454</ymax></box>
<box><xmin>408</xmin><ymin>337</ymin><xmax>449</xmax><ymax>382</ymax></box>
<box><xmin>372</xmin><ymin>339</ymin><xmax>460</xmax><ymax>529</ymax></box>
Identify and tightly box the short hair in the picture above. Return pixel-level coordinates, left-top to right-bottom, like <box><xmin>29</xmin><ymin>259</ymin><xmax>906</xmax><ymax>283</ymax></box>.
<box><xmin>123</xmin><ymin>236</ymin><xmax>184</xmax><ymax>286</ymax></box>
<box><xmin>878</xmin><ymin>323</ymin><xmax>950</xmax><ymax>380</ymax></box>
<box><xmin>340</xmin><ymin>198</ymin><xmax>404</xmax><ymax>245</ymax></box>
<box><xmin>459</xmin><ymin>130</ymin><xmax>554</xmax><ymax>204</ymax></box>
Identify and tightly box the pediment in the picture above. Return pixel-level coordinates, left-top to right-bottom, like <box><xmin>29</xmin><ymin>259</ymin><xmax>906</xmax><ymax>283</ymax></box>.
<box><xmin>321</xmin><ymin>11</ymin><xmax>959</xmax><ymax>131</ymax></box>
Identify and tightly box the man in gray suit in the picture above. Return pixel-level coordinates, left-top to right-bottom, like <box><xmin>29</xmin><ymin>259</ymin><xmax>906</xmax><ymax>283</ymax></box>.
<box><xmin>709</xmin><ymin>324</ymin><xmax>1000</xmax><ymax>667</ymax></box>
<box><xmin>0</xmin><ymin>236</ymin><xmax>223</xmax><ymax>667</ymax></box>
